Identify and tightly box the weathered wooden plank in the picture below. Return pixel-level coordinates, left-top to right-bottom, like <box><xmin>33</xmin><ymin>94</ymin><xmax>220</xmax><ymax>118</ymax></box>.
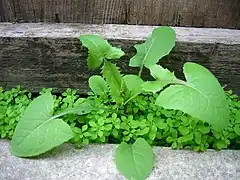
<box><xmin>2</xmin><ymin>0</ymin><xmax>126</xmax><ymax>24</ymax></box>
<box><xmin>0</xmin><ymin>23</ymin><xmax>239</xmax><ymax>94</ymax></box>
<box><xmin>0</xmin><ymin>0</ymin><xmax>14</xmax><ymax>22</ymax></box>
<box><xmin>1</xmin><ymin>0</ymin><xmax>240</xmax><ymax>29</ymax></box>
<box><xmin>127</xmin><ymin>0</ymin><xmax>240</xmax><ymax>29</ymax></box>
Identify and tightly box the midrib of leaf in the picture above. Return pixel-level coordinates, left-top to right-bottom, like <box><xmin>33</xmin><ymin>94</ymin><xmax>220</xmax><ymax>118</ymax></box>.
<box><xmin>124</xmin><ymin>94</ymin><xmax>137</xmax><ymax>105</ymax></box>
<box><xmin>102</xmin><ymin>61</ymin><xmax>122</xmax><ymax>102</ymax></box>
<box><xmin>89</xmin><ymin>39</ymin><xmax>103</xmax><ymax>55</ymax></box>
<box><xmin>51</xmin><ymin>106</ymin><xmax>113</xmax><ymax>119</ymax></box>
<box><xmin>15</xmin><ymin>97</ymin><xmax>53</xmax><ymax>146</ymax></box>
<box><xmin>84</xmin><ymin>38</ymin><xmax>101</xmax><ymax>52</ymax></box>
<box><xmin>130</xmin><ymin>146</ymin><xmax>139</xmax><ymax>180</ymax></box>
<box><xmin>175</xmin><ymin>79</ymin><xmax>209</xmax><ymax>101</ymax></box>
<box><xmin>44</xmin><ymin>99</ymin><xmax>51</xmax><ymax>117</ymax></box>
<box><xmin>138</xmin><ymin>37</ymin><xmax>156</xmax><ymax>77</ymax></box>
<box><xmin>16</xmin><ymin>112</ymin><xmax>52</xmax><ymax>146</ymax></box>
<box><xmin>112</xmin><ymin>74</ymin><xmax>121</xmax><ymax>94</ymax></box>
<box><xmin>185</xmin><ymin>83</ymin><xmax>210</xmax><ymax>114</ymax></box>
<box><xmin>107</xmin><ymin>64</ymin><xmax>121</xmax><ymax>91</ymax></box>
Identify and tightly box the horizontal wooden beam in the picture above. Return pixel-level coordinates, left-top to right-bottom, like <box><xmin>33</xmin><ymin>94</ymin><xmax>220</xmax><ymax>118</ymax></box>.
<box><xmin>0</xmin><ymin>23</ymin><xmax>240</xmax><ymax>94</ymax></box>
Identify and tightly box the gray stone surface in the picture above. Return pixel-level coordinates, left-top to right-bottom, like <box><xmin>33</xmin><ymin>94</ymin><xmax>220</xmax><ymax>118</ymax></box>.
<box><xmin>0</xmin><ymin>140</ymin><xmax>240</xmax><ymax>180</ymax></box>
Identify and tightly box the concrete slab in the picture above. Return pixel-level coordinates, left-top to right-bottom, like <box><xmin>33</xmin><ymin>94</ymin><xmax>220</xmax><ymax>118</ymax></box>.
<box><xmin>0</xmin><ymin>140</ymin><xmax>240</xmax><ymax>180</ymax></box>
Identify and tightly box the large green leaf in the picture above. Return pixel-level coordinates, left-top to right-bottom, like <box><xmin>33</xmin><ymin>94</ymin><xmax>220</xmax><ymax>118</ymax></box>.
<box><xmin>115</xmin><ymin>138</ymin><xmax>154</xmax><ymax>180</ymax></box>
<box><xmin>102</xmin><ymin>61</ymin><xmax>124</xmax><ymax>104</ymax></box>
<box><xmin>80</xmin><ymin>34</ymin><xmax>125</xmax><ymax>69</ymax></box>
<box><xmin>11</xmin><ymin>93</ymin><xmax>74</xmax><ymax>157</ymax></box>
<box><xmin>142</xmin><ymin>64</ymin><xmax>176</xmax><ymax>93</ymax></box>
<box><xmin>123</xmin><ymin>75</ymin><xmax>144</xmax><ymax>104</ymax></box>
<box><xmin>129</xmin><ymin>27</ymin><xmax>176</xmax><ymax>68</ymax></box>
<box><xmin>156</xmin><ymin>62</ymin><xmax>230</xmax><ymax>130</ymax></box>
<box><xmin>89</xmin><ymin>75</ymin><xmax>108</xmax><ymax>95</ymax></box>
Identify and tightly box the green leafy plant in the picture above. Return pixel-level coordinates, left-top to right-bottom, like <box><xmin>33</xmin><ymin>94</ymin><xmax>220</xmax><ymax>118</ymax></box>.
<box><xmin>0</xmin><ymin>26</ymin><xmax>238</xmax><ymax>180</ymax></box>
<box><xmin>78</xmin><ymin>26</ymin><xmax>232</xmax><ymax>179</ymax></box>
<box><xmin>129</xmin><ymin>26</ymin><xmax>176</xmax><ymax>76</ymax></box>
<box><xmin>11</xmin><ymin>93</ymin><xmax>74</xmax><ymax>157</ymax></box>
<box><xmin>79</xmin><ymin>34</ymin><xmax>125</xmax><ymax>69</ymax></box>
<box><xmin>0</xmin><ymin>86</ymin><xmax>32</xmax><ymax>139</ymax></box>
<box><xmin>1</xmin><ymin>87</ymin><xmax>238</xmax><ymax>150</ymax></box>
<box><xmin>10</xmin><ymin>91</ymin><xmax>107</xmax><ymax>157</ymax></box>
<box><xmin>115</xmin><ymin>138</ymin><xmax>154</xmax><ymax>180</ymax></box>
<box><xmin>0</xmin><ymin>86</ymin><xmax>239</xmax><ymax>179</ymax></box>
<box><xmin>143</xmin><ymin>63</ymin><xmax>229</xmax><ymax>130</ymax></box>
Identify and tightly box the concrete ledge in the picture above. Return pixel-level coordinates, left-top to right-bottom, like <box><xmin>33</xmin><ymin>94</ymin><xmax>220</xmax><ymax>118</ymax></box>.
<box><xmin>0</xmin><ymin>23</ymin><xmax>240</xmax><ymax>94</ymax></box>
<box><xmin>0</xmin><ymin>140</ymin><xmax>240</xmax><ymax>180</ymax></box>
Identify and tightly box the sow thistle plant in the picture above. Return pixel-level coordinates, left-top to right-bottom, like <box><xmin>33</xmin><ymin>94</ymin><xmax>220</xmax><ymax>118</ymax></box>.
<box><xmin>2</xmin><ymin>26</ymin><xmax>238</xmax><ymax>180</ymax></box>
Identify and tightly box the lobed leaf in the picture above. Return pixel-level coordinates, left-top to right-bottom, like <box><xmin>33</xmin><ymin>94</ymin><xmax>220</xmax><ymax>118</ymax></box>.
<box><xmin>129</xmin><ymin>26</ymin><xmax>176</xmax><ymax>68</ymax></box>
<box><xmin>105</xmin><ymin>47</ymin><xmax>125</xmax><ymax>60</ymax></box>
<box><xmin>102</xmin><ymin>61</ymin><xmax>124</xmax><ymax>104</ymax></box>
<box><xmin>156</xmin><ymin>62</ymin><xmax>230</xmax><ymax>130</ymax></box>
<box><xmin>80</xmin><ymin>34</ymin><xmax>124</xmax><ymax>69</ymax></box>
<box><xmin>142</xmin><ymin>64</ymin><xmax>176</xmax><ymax>93</ymax></box>
<box><xmin>150</xmin><ymin>64</ymin><xmax>176</xmax><ymax>81</ymax></box>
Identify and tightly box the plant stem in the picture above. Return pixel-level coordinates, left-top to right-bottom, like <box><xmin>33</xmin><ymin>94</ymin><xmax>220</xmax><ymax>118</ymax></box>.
<box><xmin>124</xmin><ymin>105</ymin><xmax>128</xmax><ymax>114</ymax></box>
<box><xmin>138</xmin><ymin>65</ymin><xmax>144</xmax><ymax>77</ymax></box>
<box><xmin>174</xmin><ymin>79</ymin><xmax>187</xmax><ymax>85</ymax></box>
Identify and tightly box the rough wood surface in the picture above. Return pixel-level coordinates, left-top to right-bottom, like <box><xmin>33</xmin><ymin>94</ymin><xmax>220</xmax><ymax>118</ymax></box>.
<box><xmin>0</xmin><ymin>0</ymin><xmax>13</xmax><ymax>22</ymax></box>
<box><xmin>1</xmin><ymin>0</ymin><xmax>240</xmax><ymax>29</ymax></box>
<box><xmin>0</xmin><ymin>23</ymin><xmax>240</xmax><ymax>94</ymax></box>
<box><xmin>2</xmin><ymin>0</ymin><xmax>126</xmax><ymax>24</ymax></box>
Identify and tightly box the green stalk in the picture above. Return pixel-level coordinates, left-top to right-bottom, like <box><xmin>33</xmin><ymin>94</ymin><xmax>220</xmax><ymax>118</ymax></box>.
<box><xmin>138</xmin><ymin>65</ymin><xmax>144</xmax><ymax>77</ymax></box>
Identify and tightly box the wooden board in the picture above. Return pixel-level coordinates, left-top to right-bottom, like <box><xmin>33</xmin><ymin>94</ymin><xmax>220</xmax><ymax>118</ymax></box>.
<box><xmin>0</xmin><ymin>0</ymin><xmax>12</xmax><ymax>22</ymax></box>
<box><xmin>0</xmin><ymin>23</ymin><xmax>240</xmax><ymax>94</ymax></box>
<box><xmin>1</xmin><ymin>0</ymin><xmax>240</xmax><ymax>29</ymax></box>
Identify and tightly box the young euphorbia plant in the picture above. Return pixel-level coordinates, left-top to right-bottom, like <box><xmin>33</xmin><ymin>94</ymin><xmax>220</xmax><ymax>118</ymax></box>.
<box><xmin>80</xmin><ymin>27</ymin><xmax>230</xmax><ymax>180</ymax></box>
<box><xmin>117</xmin><ymin>26</ymin><xmax>229</xmax><ymax>179</ymax></box>
<box><xmin>80</xmin><ymin>34</ymin><xmax>144</xmax><ymax>107</ymax></box>
<box><xmin>129</xmin><ymin>26</ymin><xmax>176</xmax><ymax>77</ymax></box>
<box><xmin>126</xmin><ymin>26</ymin><xmax>230</xmax><ymax>131</ymax></box>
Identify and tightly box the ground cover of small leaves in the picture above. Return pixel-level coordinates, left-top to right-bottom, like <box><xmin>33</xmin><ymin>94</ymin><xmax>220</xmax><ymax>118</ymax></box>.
<box><xmin>0</xmin><ymin>86</ymin><xmax>239</xmax><ymax>151</ymax></box>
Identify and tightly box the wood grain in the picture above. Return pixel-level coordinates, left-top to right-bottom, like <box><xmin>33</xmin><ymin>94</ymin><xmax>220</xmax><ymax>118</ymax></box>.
<box><xmin>1</xmin><ymin>0</ymin><xmax>240</xmax><ymax>29</ymax></box>
<box><xmin>0</xmin><ymin>23</ymin><xmax>239</xmax><ymax>94</ymax></box>
<box><xmin>2</xmin><ymin>0</ymin><xmax>126</xmax><ymax>23</ymax></box>
<box><xmin>127</xmin><ymin>0</ymin><xmax>240</xmax><ymax>28</ymax></box>
<box><xmin>0</xmin><ymin>0</ymin><xmax>13</xmax><ymax>22</ymax></box>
